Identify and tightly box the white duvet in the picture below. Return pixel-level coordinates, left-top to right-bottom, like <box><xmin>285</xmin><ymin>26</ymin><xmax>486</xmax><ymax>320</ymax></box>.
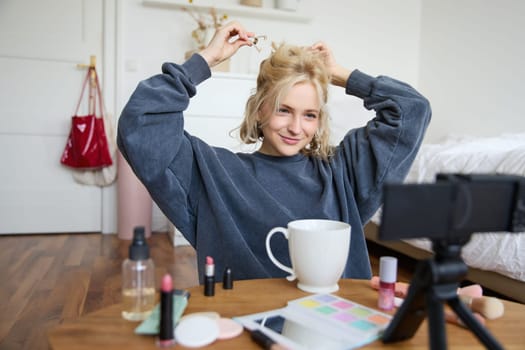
<box><xmin>372</xmin><ymin>133</ymin><xmax>525</xmax><ymax>282</ymax></box>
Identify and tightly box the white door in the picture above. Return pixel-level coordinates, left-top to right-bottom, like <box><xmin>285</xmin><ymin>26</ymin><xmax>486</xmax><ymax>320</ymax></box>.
<box><xmin>0</xmin><ymin>0</ymin><xmax>105</xmax><ymax>234</ymax></box>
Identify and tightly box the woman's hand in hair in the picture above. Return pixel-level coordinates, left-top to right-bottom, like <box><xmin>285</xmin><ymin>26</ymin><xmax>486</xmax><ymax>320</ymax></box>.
<box><xmin>310</xmin><ymin>41</ymin><xmax>352</xmax><ymax>88</ymax></box>
<box><xmin>199</xmin><ymin>21</ymin><xmax>254</xmax><ymax>68</ymax></box>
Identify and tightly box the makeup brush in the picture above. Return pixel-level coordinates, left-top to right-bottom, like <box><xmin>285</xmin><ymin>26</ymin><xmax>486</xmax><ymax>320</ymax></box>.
<box><xmin>458</xmin><ymin>295</ymin><xmax>505</xmax><ymax>320</ymax></box>
<box><xmin>457</xmin><ymin>284</ymin><xmax>483</xmax><ymax>298</ymax></box>
<box><xmin>370</xmin><ymin>277</ymin><xmax>484</xmax><ymax>299</ymax></box>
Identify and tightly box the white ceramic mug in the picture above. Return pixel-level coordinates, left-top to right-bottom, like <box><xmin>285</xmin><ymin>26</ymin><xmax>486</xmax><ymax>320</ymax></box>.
<box><xmin>265</xmin><ymin>219</ymin><xmax>351</xmax><ymax>293</ymax></box>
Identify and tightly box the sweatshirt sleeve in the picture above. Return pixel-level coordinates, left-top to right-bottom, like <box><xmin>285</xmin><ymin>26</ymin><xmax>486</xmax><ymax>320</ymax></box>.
<box><xmin>117</xmin><ymin>54</ymin><xmax>211</xmax><ymax>241</ymax></box>
<box><xmin>336</xmin><ymin>70</ymin><xmax>432</xmax><ymax>223</ymax></box>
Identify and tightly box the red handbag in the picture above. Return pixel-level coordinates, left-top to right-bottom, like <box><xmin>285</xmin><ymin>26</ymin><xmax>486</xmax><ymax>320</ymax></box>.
<box><xmin>60</xmin><ymin>67</ymin><xmax>113</xmax><ymax>169</ymax></box>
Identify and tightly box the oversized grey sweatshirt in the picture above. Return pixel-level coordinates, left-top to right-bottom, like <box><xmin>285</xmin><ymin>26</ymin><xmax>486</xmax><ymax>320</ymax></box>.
<box><xmin>117</xmin><ymin>53</ymin><xmax>431</xmax><ymax>283</ymax></box>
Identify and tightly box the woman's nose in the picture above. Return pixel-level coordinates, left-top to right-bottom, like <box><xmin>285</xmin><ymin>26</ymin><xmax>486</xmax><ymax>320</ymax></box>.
<box><xmin>287</xmin><ymin>115</ymin><xmax>302</xmax><ymax>134</ymax></box>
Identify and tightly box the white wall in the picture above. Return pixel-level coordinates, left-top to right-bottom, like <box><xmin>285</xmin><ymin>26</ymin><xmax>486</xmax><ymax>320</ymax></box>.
<box><xmin>119</xmin><ymin>0</ymin><xmax>422</xmax><ymax>103</ymax></box>
<box><xmin>418</xmin><ymin>0</ymin><xmax>525</xmax><ymax>142</ymax></box>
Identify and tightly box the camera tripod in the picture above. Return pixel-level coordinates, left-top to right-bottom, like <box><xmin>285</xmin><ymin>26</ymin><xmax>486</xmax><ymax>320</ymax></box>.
<box><xmin>381</xmin><ymin>239</ymin><xmax>504</xmax><ymax>350</ymax></box>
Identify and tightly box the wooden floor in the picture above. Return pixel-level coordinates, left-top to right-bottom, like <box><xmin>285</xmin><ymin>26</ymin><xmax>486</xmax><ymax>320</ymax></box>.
<box><xmin>0</xmin><ymin>232</ymin><xmax>414</xmax><ymax>350</ymax></box>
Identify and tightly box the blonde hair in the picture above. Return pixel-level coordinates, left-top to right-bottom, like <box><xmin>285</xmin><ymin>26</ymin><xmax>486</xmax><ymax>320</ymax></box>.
<box><xmin>239</xmin><ymin>43</ymin><xmax>333</xmax><ymax>159</ymax></box>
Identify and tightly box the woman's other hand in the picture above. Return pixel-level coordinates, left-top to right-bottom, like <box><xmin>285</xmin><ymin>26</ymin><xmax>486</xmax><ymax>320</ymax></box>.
<box><xmin>310</xmin><ymin>41</ymin><xmax>352</xmax><ymax>88</ymax></box>
<box><xmin>199</xmin><ymin>21</ymin><xmax>254</xmax><ymax>68</ymax></box>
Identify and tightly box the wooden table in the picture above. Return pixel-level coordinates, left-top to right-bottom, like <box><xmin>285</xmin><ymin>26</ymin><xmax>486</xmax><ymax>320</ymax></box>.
<box><xmin>48</xmin><ymin>279</ymin><xmax>525</xmax><ymax>349</ymax></box>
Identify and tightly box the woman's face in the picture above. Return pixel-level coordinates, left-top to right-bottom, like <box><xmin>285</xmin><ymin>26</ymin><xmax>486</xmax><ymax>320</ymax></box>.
<box><xmin>258</xmin><ymin>82</ymin><xmax>320</xmax><ymax>157</ymax></box>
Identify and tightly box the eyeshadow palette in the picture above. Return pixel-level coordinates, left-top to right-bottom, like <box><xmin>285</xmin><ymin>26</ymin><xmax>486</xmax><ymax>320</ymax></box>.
<box><xmin>288</xmin><ymin>294</ymin><xmax>391</xmax><ymax>339</ymax></box>
<box><xmin>234</xmin><ymin>294</ymin><xmax>392</xmax><ymax>350</ymax></box>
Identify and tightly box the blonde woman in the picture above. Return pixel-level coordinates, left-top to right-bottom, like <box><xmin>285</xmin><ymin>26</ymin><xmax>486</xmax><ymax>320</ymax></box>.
<box><xmin>118</xmin><ymin>22</ymin><xmax>431</xmax><ymax>283</ymax></box>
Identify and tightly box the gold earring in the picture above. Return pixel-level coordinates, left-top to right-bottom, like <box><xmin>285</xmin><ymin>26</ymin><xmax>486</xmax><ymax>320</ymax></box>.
<box><xmin>311</xmin><ymin>133</ymin><xmax>321</xmax><ymax>152</ymax></box>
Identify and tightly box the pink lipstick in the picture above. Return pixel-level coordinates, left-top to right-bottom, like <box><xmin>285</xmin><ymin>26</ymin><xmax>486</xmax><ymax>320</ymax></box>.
<box><xmin>204</xmin><ymin>256</ymin><xmax>215</xmax><ymax>297</ymax></box>
<box><xmin>157</xmin><ymin>274</ymin><xmax>175</xmax><ymax>347</ymax></box>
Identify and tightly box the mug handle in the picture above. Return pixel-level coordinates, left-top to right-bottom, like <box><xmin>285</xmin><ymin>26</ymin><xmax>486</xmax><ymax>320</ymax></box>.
<box><xmin>265</xmin><ymin>227</ymin><xmax>296</xmax><ymax>281</ymax></box>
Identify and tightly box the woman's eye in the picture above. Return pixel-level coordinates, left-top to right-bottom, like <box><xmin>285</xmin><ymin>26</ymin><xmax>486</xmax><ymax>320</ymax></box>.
<box><xmin>305</xmin><ymin>113</ymin><xmax>318</xmax><ymax>119</ymax></box>
<box><xmin>277</xmin><ymin>108</ymin><xmax>290</xmax><ymax>114</ymax></box>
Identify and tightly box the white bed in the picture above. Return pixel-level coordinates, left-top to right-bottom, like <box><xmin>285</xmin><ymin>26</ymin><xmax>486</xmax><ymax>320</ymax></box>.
<box><xmin>367</xmin><ymin>133</ymin><xmax>525</xmax><ymax>303</ymax></box>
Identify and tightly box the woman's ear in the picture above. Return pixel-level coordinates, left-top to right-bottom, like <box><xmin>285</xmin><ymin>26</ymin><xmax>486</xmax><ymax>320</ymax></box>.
<box><xmin>255</xmin><ymin>108</ymin><xmax>267</xmax><ymax>138</ymax></box>
<box><xmin>257</xmin><ymin>103</ymin><xmax>268</xmax><ymax>123</ymax></box>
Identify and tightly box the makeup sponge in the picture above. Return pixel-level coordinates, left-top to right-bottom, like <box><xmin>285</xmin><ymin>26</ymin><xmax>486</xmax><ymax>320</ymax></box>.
<box><xmin>175</xmin><ymin>315</ymin><xmax>219</xmax><ymax>347</ymax></box>
<box><xmin>216</xmin><ymin>318</ymin><xmax>243</xmax><ymax>340</ymax></box>
<box><xmin>459</xmin><ymin>295</ymin><xmax>505</xmax><ymax>320</ymax></box>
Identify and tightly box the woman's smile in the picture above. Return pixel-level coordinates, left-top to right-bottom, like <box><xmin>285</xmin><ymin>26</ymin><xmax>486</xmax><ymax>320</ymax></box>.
<box><xmin>280</xmin><ymin>134</ymin><xmax>301</xmax><ymax>145</ymax></box>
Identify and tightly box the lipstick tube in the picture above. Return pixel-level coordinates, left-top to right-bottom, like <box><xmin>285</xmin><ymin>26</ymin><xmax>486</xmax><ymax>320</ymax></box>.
<box><xmin>223</xmin><ymin>267</ymin><xmax>233</xmax><ymax>290</ymax></box>
<box><xmin>204</xmin><ymin>256</ymin><xmax>215</xmax><ymax>297</ymax></box>
<box><xmin>158</xmin><ymin>274</ymin><xmax>175</xmax><ymax>347</ymax></box>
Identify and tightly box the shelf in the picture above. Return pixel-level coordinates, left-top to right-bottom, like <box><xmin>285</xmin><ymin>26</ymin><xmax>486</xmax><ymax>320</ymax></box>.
<box><xmin>142</xmin><ymin>0</ymin><xmax>311</xmax><ymax>23</ymax></box>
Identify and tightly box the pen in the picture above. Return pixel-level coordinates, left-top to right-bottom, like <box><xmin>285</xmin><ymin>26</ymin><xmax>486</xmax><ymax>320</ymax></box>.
<box><xmin>250</xmin><ymin>329</ymin><xmax>289</xmax><ymax>350</ymax></box>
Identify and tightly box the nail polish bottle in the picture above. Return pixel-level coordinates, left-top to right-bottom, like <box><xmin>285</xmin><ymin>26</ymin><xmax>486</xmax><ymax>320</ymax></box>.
<box><xmin>378</xmin><ymin>256</ymin><xmax>398</xmax><ymax>311</ymax></box>
<box><xmin>121</xmin><ymin>226</ymin><xmax>156</xmax><ymax>321</ymax></box>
